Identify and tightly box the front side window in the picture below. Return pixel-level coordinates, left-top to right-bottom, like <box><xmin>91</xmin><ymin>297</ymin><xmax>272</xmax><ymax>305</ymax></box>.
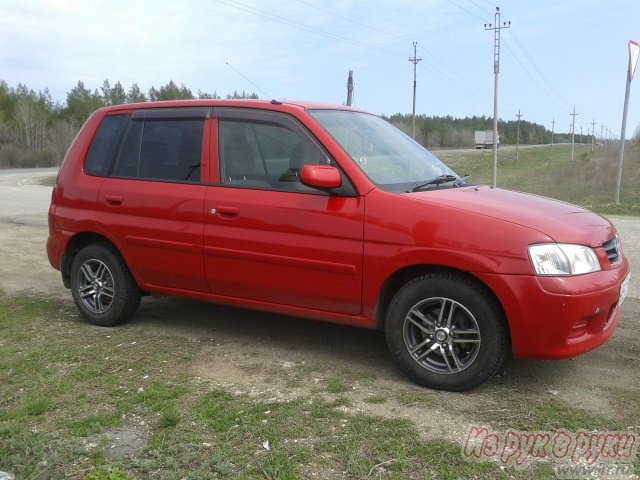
<box><xmin>218</xmin><ymin>110</ymin><xmax>333</xmax><ymax>192</ymax></box>
<box><xmin>308</xmin><ymin>109</ymin><xmax>459</xmax><ymax>193</ymax></box>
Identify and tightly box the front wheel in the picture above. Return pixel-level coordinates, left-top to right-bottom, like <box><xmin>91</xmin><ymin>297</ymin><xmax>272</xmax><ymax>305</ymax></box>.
<box><xmin>70</xmin><ymin>244</ymin><xmax>141</xmax><ymax>327</ymax></box>
<box><xmin>385</xmin><ymin>273</ymin><xmax>507</xmax><ymax>391</ymax></box>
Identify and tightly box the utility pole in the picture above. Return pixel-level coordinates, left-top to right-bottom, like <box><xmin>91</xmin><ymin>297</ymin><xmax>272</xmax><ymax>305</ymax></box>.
<box><xmin>515</xmin><ymin>109</ymin><xmax>523</xmax><ymax>162</ymax></box>
<box><xmin>550</xmin><ymin>118</ymin><xmax>555</xmax><ymax>149</ymax></box>
<box><xmin>346</xmin><ymin>70</ymin><xmax>354</xmax><ymax>107</ymax></box>
<box><xmin>485</xmin><ymin>7</ymin><xmax>510</xmax><ymax>187</ymax></box>
<box><xmin>580</xmin><ymin>125</ymin><xmax>583</xmax><ymax>143</ymax></box>
<box><xmin>570</xmin><ymin>106</ymin><xmax>578</xmax><ymax>160</ymax></box>
<box><xmin>409</xmin><ymin>41</ymin><xmax>422</xmax><ymax>140</ymax></box>
<box><xmin>591</xmin><ymin>119</ymin><xmax>596</xmax><ymax>152</ymax></box>
<box><xmin>600</xmin><ymin>124</ymin><xmax>604</xmax><ymax>145</ymax></box>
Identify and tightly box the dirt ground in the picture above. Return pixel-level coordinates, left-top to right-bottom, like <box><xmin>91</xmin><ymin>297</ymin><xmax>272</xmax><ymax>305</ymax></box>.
<box><xmin>1</xmin><ymin>168</ymin><xmax>638</xmax><ymax>445</ymax></box>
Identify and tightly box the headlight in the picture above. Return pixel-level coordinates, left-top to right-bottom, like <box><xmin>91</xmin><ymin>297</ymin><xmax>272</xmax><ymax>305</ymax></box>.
<box><xmin>528</xmin><ymin>244</ymin><xmax>601</xmax><ymax>276</ymax></box>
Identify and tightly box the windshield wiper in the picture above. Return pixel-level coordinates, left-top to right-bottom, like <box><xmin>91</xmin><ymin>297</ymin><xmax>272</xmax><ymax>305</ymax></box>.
<box><xmin>410</xmin><ymin>174</ymin><xmax>469</xmax><ymax>192</ymax></box>
<box><xmin>184</xmin><ymin>162</ymin><xmax>201</xmax><ymax>181</ymax></box>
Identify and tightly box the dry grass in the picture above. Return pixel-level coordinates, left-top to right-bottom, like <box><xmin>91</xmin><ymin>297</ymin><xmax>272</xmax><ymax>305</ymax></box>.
<box><xmin>438</xmin><ymin>143</ymin><xmax>640</xmax><ymax>215</ymax></box>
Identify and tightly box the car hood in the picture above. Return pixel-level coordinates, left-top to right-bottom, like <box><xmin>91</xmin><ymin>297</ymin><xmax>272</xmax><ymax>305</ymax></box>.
<box><xmin>405</xmin><ymin>186</ymin><xmax>615</xmax><ymax>246</ymax></box>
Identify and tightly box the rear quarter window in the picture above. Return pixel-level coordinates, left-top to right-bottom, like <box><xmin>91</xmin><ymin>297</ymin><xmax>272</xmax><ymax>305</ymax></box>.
<box><xmin>84</xmin><ymin>114</ymin><xmax>129</xmax><ymax>177</ymax></box>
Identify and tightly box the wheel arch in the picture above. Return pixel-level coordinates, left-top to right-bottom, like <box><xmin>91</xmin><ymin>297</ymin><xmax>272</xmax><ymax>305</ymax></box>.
<box><xmin>374</xmin><ymin>265</ymin><xmax>509</xmax><ymax>339</ymax></box>
<box><xmin>61</xmin><ymin>232</ymin><xmax>125</xmax><ymax>288</ymax></box>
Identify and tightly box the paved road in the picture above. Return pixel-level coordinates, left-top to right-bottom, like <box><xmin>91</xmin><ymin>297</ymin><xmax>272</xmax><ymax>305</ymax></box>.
<box><xmin>433</xmin><ymin>143</ymin><xmax>566</xmax><ymax>155</ymax></box>
<box><xmin>0</xmin><ymin>167</ymin><xmax>58</xmax><ymax>225</ymax></box>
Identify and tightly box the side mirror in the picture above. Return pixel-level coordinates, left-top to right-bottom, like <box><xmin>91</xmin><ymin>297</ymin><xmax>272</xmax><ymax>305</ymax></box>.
<box><xmin>300</xmin><ymin>165</ymin><xmax>342</xmax><ymax>191</ymax></box>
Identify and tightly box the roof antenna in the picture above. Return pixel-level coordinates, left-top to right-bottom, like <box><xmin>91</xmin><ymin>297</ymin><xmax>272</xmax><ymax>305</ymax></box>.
<box><xmin>225</xmin><ymin>61</ymin><xmax>273</xmax><ymax>100</ymax></box>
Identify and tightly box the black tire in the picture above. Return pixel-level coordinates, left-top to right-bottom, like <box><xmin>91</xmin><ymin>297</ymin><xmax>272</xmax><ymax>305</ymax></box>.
<box><xmin>70</xmin><ymin>244</ymin><xmax>141</xmax><ymax>327</ymax></box>
<box><xmin>385</xmin><ymin>273</ymin><xmax>506</xmax><ymax>392</ymax></box>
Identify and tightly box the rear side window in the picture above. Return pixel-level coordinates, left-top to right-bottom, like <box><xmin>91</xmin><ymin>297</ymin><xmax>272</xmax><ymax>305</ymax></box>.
<box><xmin>139</xmin><ymin>119</ymin><xmax>204</xmax><ymax>182</ymax></box>
<box><xmin>86</xmin><ymin>109</ymin><xmax>206</xmax><ymax>184</ymax></box>
<box><xmin>84</xmin><ymin>114</ymin><xmax>129</xmax><ymax>176</ymax></box>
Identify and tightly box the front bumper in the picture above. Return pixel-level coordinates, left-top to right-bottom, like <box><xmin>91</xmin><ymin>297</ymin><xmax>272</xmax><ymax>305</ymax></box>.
<box><xmin>476</xmin><ymin>259</ymin><xmax>631</xmax><ymax>359</ymax></box>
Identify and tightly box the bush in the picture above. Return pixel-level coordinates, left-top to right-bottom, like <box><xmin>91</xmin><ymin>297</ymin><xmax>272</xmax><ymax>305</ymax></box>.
<box><xmin>0</xmin><ymin>145</ymin><xmax>60</xmax><ymax>168</ymax></box>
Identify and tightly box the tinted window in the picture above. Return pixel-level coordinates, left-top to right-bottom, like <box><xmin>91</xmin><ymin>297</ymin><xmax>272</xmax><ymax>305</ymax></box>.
<box><xmin>113</xmin><ymin>120</ymin><xmax>143</xmax><ymax>178</ymax></box>
<box><xmin>112</xmin><ymin>118</ymin><xmax>204</xmax><ymax>183</ymax></box>
<box><xmin>219</xmin><ymin>114</ymin><xmax>331</xmax><ymax>192</ymax></box>
<box><xmin>139</xmin><ymin>119</ymin><xmax>204</xmax><ymax>182</ymax></box>
<box><xmin>84</xmin><ymin>114</ymin><xmax>129</xmax><ymax>176</ymax></box>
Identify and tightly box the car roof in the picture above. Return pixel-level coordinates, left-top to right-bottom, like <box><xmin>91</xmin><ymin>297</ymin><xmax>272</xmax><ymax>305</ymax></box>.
<box><xmin>102</xmin><ymin>99</ymin><xmax>367</xmax><ymax>115</ymax></box>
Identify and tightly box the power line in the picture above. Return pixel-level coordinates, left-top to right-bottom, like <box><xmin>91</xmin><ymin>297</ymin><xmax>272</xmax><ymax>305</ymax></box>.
<box><xmin>292</xmin><ymin>0</ymin><xmax>493</xmax><ymax>105</ymax></box>
<box><xmin>445</xmin><ymin>0</ymin><xmax>489</xmax><ymax>21</ymax></box>
<box><xmin>416</xmin><ymin>46</ymin><xmax>492</xmax><ymax>99</ymax></box>
<box><xmin>225</xmin><ymin>62</ymin><xmax>272</xmax><ymax>99</ymax></box>
<box><xmin>507</xmin><ymin>29</ymin><xmax>572</xmax><ymax>110</ymax></box>
<box><xmin>481</xmin><ymin>0</ymin><xmax>497</xmax><ymax>10</ymax></box>
<box><xmin>469</xmin><ymin>0</ymin><xmax>494</xmax><ymax>16</ymax></box>
<box><xmin>213</xmin><ymin>0</ymin><xmax>406</xmax><ymax>57</ymax></box>
<box><xmin>502</xmin><ymin>39</ymin><xmax>569</xmax><ymax>112</ymax></box>
<box><xmin>292</xmin><ymin>0</ymin><xmax>409</xmax><ymax>43</ymax></box>
<box><xmin>415</xmin><ymin>48</ymin><xmax>489</xmax><ymax>103</ymax></box>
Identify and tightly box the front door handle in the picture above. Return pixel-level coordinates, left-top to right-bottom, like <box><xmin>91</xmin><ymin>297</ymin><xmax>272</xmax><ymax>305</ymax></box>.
<box><xmin>105</xmin><ymin>195</ymin><xmax>123</xmax><ymax>206</ymax></box>
<box><xmin>211</xmin><ymin>206</ymin><xmax>240</xmax><ymax>217</ymax></box>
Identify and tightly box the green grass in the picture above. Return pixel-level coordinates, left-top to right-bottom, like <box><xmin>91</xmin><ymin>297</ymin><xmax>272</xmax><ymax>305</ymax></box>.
<box><xmin>437</xmin><ymin>143</ymin><xmax>640</xmax><ymax>215</ymax></box>
<box><xmin>323</xmin><ymin>375</ymin><xmax>350</xmax><ymax>394</ymax></box>
<box><xmin>363</xmin><ymin>394</ymin><xmax>388</xmax><ymax>404</ymax></box>
<box><xmin>0</xmin><ymin>295</ymin><xmax>511</xmax><ymax>479</ymax></box>
<box><xmin>394</xmin><ymin>389</ymin><xmax>434</xmax><ymax>407</ymax></box>
<box><xmin>469</xmin><ymin>398</ymin><xmax>621</xmax><ymax>432</ymax></box>
<box><xmin>1</xmin><ymin>294</ymin><xmax>628</xmax><ymax>479</ymax></box>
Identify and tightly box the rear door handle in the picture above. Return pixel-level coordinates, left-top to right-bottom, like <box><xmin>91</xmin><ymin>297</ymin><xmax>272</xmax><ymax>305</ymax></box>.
<box><xmin>105</xmin><ymin>195</ymin><xmax>123</xmax><ymax>206</ymax></box>
<box><xmin>210</xmin><ymin>206</ymin><xmax>239</xmax><ymax>217</ymax></box>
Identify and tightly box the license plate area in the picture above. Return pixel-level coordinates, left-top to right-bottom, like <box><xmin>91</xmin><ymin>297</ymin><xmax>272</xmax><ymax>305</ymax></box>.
<box><xmin>620</xmin><ymin>273</ymin><xmax>631</xmax><ymax>306</ymax></box>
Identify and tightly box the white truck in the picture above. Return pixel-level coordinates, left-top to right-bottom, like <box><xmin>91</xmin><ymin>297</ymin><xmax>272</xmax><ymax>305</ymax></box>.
<box><xmin>474</xmin><ymin>130</ymin><xmax>499</xmax><ymax>149</ymax></box>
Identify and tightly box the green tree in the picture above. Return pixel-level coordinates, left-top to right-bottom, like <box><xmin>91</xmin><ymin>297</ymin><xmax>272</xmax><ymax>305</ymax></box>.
<box><xmin>101</xmin><ymin>80</ymin><xmax>126</xmax><ymax>106</ymax></box>
<box><xmin>148</xmin><ymin>80</ymin><xmax>194</xmax><ymax>101</ymax></box>
<box><xmin>226</xmin><ymin>90</ymin><xmax>259</xmax><ymax>99</ymax></box>
<box><xmin>65</xmin><ymin>81</ymin><xmax>103</xmax><ymax>125</ymax></box>
<box><xmin>126</xmin><ymin>83</ymin><xmax>147</xmax><ymax>103</ymax></box>
<box><xmin>11</xmin><ymin>84</ymin><xmax>54</xmax><ymax>151</ymax></box>
<box><xmin>198</xmin><ymin>90</ymin><xmax>219</xmax><ymax>99</ymax></box>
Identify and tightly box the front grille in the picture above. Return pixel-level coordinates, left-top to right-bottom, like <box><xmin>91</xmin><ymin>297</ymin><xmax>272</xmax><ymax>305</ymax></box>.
<box><xmin>602</xmin><ymin>237</ymin><xmax>620</xmax><ymax>263</ymax></box>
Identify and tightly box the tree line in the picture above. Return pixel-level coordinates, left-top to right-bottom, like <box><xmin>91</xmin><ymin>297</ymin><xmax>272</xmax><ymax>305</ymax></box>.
<box><xmin>1</xmin><ymin>78</ymin><xmax>638</xmax><ymax>168</ymax></box>
<box><xmin>386</xmin><ymin>113</ymin><xmax>570</xmax><ymax>149</ymax></box>
<box><xmin>0</xmin><ymin>79</ymin><xmax>258</xmax><ymax>168</ymax></box>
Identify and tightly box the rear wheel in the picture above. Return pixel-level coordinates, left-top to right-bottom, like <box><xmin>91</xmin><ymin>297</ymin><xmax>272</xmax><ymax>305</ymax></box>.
<box><xmin>385</xmin><ymin>273</ymin><xmax>506</xmax><ymax>391</ymax></box>
<box><xmin>70</xmin><ymin>244</ymin><xmax>141</xmax><ymax>326</ymax></box>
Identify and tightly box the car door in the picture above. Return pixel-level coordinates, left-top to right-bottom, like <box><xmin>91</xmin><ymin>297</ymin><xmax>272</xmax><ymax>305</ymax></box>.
<box><xmin>95</xmin><ymin>107</ymin><xmax>210</xmax><ymax>293</ymax></box>
<box><xmin>203</xmin><ymin>108</ymin><xmax>364</xmax><ymax>314</ymax></box>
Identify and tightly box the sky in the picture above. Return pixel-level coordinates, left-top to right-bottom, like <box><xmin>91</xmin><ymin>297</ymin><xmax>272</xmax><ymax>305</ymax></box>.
<box><xmin>1</xmin><ymin>0</ymin><xmax>639</xmax><ymax>137</ymax></box>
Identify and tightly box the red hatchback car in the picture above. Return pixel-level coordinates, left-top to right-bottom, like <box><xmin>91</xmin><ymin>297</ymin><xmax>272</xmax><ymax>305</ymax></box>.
<box><xmin>47</xmin><ymin>100</ymin><xmax>631</xmax><ymax>391</ymax></box>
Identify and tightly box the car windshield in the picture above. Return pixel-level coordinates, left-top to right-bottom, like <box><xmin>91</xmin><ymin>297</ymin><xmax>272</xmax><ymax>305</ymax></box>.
<box><xmin>308</xmin><ymin>109</ymin><xmax>458</xmax><ymax>193</ymax></box>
